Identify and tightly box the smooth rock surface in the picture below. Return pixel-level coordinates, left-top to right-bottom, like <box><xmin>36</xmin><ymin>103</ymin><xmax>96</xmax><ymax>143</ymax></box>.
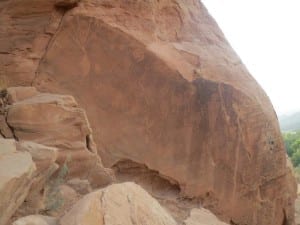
<box><xmin>0</xmin><ymin>139</ymin><xmax>36</xmax><ymax>225</ymax></box>
<box><xmin>12</xmin><ymin>215</ymin><xmax>57</xmax><ymax>225</ymax></box>
<box><xmin>60</xmin><ymin>182</ymin><xmax>177</xmax><ymax>225</ymax></box>
<box><xmin>184</xmin><ymin>208</ymin><xmax>228</xmax><ymax>225</ymax></box>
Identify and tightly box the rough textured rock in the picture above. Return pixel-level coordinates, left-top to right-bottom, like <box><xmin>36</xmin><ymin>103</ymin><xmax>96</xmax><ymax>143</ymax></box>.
<box><xmin>4</xmin><ymin>87</ymin><xmax>113</xmax><ymax>187</ymax></box>
<box><xmin>0</xmin><ymin>114</ymin><xmax>13</xmax><ymax>138</ymax></box>
<box><xmin>66</xmin><ymin>178</ymin><xmax>92</xmax><ymax>194</ymax></box>
<box><xmin>12</xmin><ymin>215</ymin><xmax>57</xmax><ymax>225</ymax></box>
<box><xmin>58</xmin><ymin>184</ymin><xmax>80</xmax><ymax>204</ymax></box>
<box><xmin>54</xmin><ymin>0</ymin><xmax>80</xmax><ymax>10</ymax></box>
<box><xmin>16</xmin><ymin>141</ymin><xmax>59</xmax><ymax>214</ymax></box>
<box><xmin>0</xmin><ymin>139</ymin><xmax>36</xmax><ymax>225</ymax></box>
<box><xmin>112</xmin><ymin>159</ymin><xmax>198</xmax><ymax>221</ymax></box>
<box><xmin>184</xmin><ymin>208</ymin><xmax>228</xmax><ymax>225</ymax></box>
<box><xmin>60</xmin><ymin>182</ymin><xmax>177</xmax><ymax>225</ymax></box>
<box><xmin>295</xmin><ymin>193</ymin><xmax>300</xmax><ymax>225</ymax></box>
<box><xmin>0</xmin><ymin>0</ymin><xmax>297</xmax><ymax>224</ymax></box>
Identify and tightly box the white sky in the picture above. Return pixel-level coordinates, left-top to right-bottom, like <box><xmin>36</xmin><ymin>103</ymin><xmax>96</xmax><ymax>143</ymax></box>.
<box><xmin>202</xmin><ymin>0</ymin><xmax>300</xmax><ymax>116</ymax></box>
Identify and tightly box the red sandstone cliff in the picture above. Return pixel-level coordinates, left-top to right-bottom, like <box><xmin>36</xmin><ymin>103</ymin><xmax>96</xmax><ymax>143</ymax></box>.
<box><xmin>0</xmin><ymin>0</ymin><xmax>297</xmax><ymax>224</ymax></box>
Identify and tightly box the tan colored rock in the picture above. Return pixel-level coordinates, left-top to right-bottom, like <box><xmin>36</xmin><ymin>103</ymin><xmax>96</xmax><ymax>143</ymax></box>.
<box><xmin>6</xmin><ymin>87</ymin><xmax>39</xmax><ymax>104</ymax></box>
<box><xmin>0</xmin><ymin>139</ymin><xmax>36</xmax><ymax>225</ymax></box>
<box><xmin>60</xmin><ymin>182</ymin><xmax>177</xmax><ymax>225</ymax></box>
<box><xmin>0</xmin><ymin>0</ymin><xmax>297</xmax><ymax>224</ymax></box>
<box><xmin>66</xmin><ymin>178</ymin><xmax>92</xmax><ymax>194</ymax></box>
<box><xmin>16</xmin><ymin>141</ymin><xmax>59</xmax><ymax>214</ymax></box>
<box><xmin>7</xmin><ymin>93</ymin><xmax>89</xmax><ymax>152</ymax></box>
<box><xmin>53</xmin><ymin>184</ymin><xmax>81</xmax><ymax>217</ymax></box>
<box><xmin>184</xmin><ymin>209</ymin><xmax>228</xmax><ymax>225</ymax></box>
<box><xmin>5</xmin><ymin>88</ymin><xmax>113</xmax><ymax>187</ymax></box>
<box><xmin>12</xmin><ymin>215</ymin><xmax>57</xmax><ymax>225</ymax></box>
<box><xmin>17</xmin><ymin>141</ymin><xmax>58</xmax><ymax>171</ymax></box>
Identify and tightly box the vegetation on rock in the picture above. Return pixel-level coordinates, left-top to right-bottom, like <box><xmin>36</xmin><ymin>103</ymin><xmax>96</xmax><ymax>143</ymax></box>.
<box><xmin>283</xmin><ymin>130</ymin><xmax>300</xmax><ymax>182</ymax></box>
<box><xmin>45</xmin><ymin>159</ymin><xmax>69</xmax><ymax>212</ymax></box>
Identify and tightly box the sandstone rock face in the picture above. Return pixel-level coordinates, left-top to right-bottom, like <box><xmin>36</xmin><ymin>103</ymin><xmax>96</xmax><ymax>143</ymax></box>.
<box><xmin>0</xmin><ymin>0</ymin><xmax>297</xmax><ymax>224</ymax></box>
<box><xmin>6</xmin><ymin>87</ymin><xmax>39</xmax><ymax>104</ymax></box>
<box><xmin>3</xmin><ymin>87</ymin><xmax>113</xmax><ymax>187</ymax></box>
<box><xmin>60</xmin><ymin>182</ymin><xmax>177</xmax><ymax>225</ymax></box>
<box><xmin>0</xmin><ymin>139</ymin><xmax>36</xmax><ymax>225</ymax></box>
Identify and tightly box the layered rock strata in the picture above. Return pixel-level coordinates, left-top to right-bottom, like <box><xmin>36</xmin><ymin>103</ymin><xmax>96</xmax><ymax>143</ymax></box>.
<box><xmin>2</xmin><ymin>87</ymin><xmax>113</xmax><ymax>187</ymax></box>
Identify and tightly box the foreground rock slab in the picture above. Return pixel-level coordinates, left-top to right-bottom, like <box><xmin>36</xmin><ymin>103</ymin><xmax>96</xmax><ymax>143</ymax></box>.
<box><xmin>12</xmin><ymin>215</ymin><xmax>57</xmax><ymax>225</ymax></box>
<box><xmin>60</xmin><ymin>182</ymin><xmax>177</xmax><ymax>225</ymax></box>
<box><xmin>0</xmin><ymin>139</ymin><xmax>36</xmax><ymax>225</ymax></box>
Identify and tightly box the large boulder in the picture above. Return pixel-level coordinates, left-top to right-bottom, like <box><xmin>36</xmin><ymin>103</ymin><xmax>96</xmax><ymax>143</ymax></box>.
<box><xmin>0</xmin><ymin>0</ymin><xmax>297</xmax><ymax>224</ymax></box>
<box><xmin>12</xmin><ymin>215</ymin><xmax>57</xmax><ymax>225</ymax></box>
<box><xmin>60</xmin><ymin>182</ymin><xmax>177</xmax><ymax>225</ymax></box>
<box><xmin>4</xmin><ymin>87</ymin><xmax>113</xmax><ymax>187</ymax></box>
<box><xmin>0</xmin><ymin>139</ymin><xmax>36</xmax><ymax>225</ymax></box>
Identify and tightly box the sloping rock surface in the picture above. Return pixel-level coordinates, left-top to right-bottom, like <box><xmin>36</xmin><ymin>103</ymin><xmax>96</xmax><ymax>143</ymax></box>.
<box><xmin>60</xmin><ymin>182</ymin><xmax>177</xmax><ymax>225</ymax></box>
<box><xmin>0</xmin><ymin>0</ymin><xmax>297</xmax><ymax>224</ymax></box>
<box><xmin>0</xmin><ymin>139</ymin><xmax>36</xmax><ymax>225</ymax></box>
<box><xmin>12</xmin><ymin>215</ymin><xmax>57</xmax><ymax>225</ymax></box>
<box><xmin>184</xmin><ymin>208</ymin><xmax>228</xmax><ymax>225</ymax></box>
<box><xmin>4</xmin><ymin>87</ymin><xmax>113</xmax><ymax>187</ymax></box>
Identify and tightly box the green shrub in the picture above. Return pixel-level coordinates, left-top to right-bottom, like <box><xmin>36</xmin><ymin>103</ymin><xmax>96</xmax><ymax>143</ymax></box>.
<box><xmin>44</xmin><ymin>158</ymin><xmax>70</xmax><ymax>212</ymax></box>
<box><xmin>292</xmin><ymin>149</ymin><xmax>300</xmax><ymax>167</ymax></box>
<box><xmin>282</xmin><ymin>131</ymin><xmax>300</xmax><ymax>167</ymax></box>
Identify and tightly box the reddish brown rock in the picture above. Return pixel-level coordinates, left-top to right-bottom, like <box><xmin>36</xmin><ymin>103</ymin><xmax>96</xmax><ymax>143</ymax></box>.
<box><xmin>6</xmin><ymin>87</ymin><xmax>39</xmax><ymax>104</ymax></box>
<box><xmin>54</xmin><ymin>0</ymin><xmax>80</xmax><ymax>10</ymax></box>
<box><xmin>0</xmin><ymin>0</ymin><xmax>297</xmax><ymax>224</ymax></box>
<box><xmin>0</xmin><ymin>114</ymin><xmax>13</xmax><ymax>138</ymax></box>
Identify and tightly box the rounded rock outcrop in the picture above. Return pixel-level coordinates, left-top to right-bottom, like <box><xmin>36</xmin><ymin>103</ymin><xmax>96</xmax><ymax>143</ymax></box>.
<box><xmin>0</xmin><ymin>0</ymin><xmax>297</xmax><ymax>224</ymax></box>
